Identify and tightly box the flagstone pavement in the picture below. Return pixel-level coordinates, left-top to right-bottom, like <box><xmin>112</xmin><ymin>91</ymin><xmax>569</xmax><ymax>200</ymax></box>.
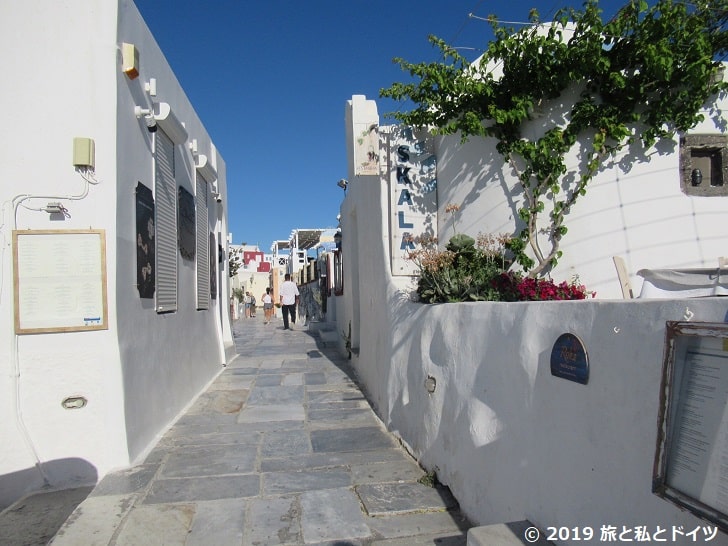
<box><xmin>38</xmin><ymin>314</ymin><xmax>472</xmax><ymax>545</ymax></box>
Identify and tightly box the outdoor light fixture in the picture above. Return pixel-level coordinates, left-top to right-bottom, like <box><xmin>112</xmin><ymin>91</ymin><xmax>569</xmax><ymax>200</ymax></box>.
<box><xmin>337</xmin><ymin>179</ymin><xmax>348</xmax><ymax>191</ymax></box>
<box><xmin>691</xmin><ymin>168</ymin><xmax>703</xmax><ymax>186</ymax></box>
<box><xmin>334</xmin><ymin>231</ymin><xmax>342</xmax><ymax>250</ymax></box>
<box><xmin>195</xmin><ymin>153</ymin><xmax>218</xmax><ymax>183</ymax></box>
<box><xmin>425</xmin><ymin>375</ymin><xmax>437</xmax><ymax>394</ymax></box>
<box><xmin>154</xmin><ymin>102</ymin><xmax>188</xmax><ymax>144</ymax></box>
<box><xmin>135</xmin><ymin>102</ymin><xmax>188</xmax><ymax>144</ymax></box>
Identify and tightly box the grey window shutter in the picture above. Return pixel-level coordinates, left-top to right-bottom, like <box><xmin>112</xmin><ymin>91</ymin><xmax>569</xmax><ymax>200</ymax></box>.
<box><xmin>155</xmin><ymin>130</ymin><xmax>178</xmax><ymax>313</ymax></box>
<box><xmin>195</xmin><ymin>176</ymin><xmax>209</xmax><ymax>310</ymax></box>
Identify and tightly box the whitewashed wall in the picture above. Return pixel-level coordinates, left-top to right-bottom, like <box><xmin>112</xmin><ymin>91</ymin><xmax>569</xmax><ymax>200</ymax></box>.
<box><xmin>434</xmin><ymin>77</ymin><xmax>728</xmax><ymax>300</ymax></box>
<box><xmin>116</xmin><ymin>0</ymin><xmax>231</xmax><ymax>461</ymax></box>
<box><xmin>0</xmin><ymin>0</ymin><xmax>231</xmax><ymax>509</ymax></box>
<box><xmin>336</xmin><ymin>96</ymin><xmax>728</xmax><ymax>543</ymax></box>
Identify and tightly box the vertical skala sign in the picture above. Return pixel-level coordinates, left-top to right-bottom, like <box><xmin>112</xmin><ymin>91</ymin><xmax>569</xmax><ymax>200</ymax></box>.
<box><xmin>386</xmin><ymin>126</ymin><xmax>438</xmax><ymax>276</ymax></box>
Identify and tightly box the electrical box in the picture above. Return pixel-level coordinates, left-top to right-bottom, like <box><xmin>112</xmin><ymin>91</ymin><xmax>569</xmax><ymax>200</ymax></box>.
<box><xmin>73</xmin><ymin>137</ymin><xmax>95</xmax><ymax>168</ymax></box>
<box><xmin>121</xmin><ymin>42</ymin><xmax>139</xmax><ymax>80</ymax></box>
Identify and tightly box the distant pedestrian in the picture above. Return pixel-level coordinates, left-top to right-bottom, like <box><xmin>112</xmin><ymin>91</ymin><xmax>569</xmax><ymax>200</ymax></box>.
<box><xmin>262</xmin><ymin>287</ymin><xmax>273</xmax><ymax>324</ymax></box>
<box><xmin>244</xmin><ymin>291</ymin><xmax>252</xmax><ymax>318</ymax></box>
<box><xmin>250</xmin><ymin>293</ymin><xmax>257</xmax><ymax>317</ymax></box>
<box><xmin>279</xmin><ymin>273</ymin><xmax>299</xmax><ymax>330</ymax></box>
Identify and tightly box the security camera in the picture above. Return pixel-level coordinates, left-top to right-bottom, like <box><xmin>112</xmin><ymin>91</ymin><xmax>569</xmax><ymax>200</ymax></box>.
<box><xmin>143</xmin><ymin>114</ymin><xmax>157</xmax><ymax>132</ymax></box>
<box><xmin>213</xmin><ymin>192</ymin><xmax>222</xmax><ymax>203</ymax></box>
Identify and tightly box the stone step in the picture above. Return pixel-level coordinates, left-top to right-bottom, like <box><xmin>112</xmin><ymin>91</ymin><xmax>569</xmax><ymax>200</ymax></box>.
<box><xmin>319</xmin><ymin>330</ymin><xmax>339</xmax><ymax>345</ymax></box>
<box><xmin>467</xmin><ymin>521</ymin><xmax>554</xmax><ymax>545</ymax></box>
<box><xmin>307</xmin><ymin>320</ymin><xmax>337</xmax><ymax>334</ymax></box>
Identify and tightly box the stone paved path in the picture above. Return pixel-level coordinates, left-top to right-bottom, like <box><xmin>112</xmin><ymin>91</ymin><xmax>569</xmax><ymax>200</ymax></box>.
<box><xmin>47</xmin><ymin>315</ymin><xmax>472</xmax><ymax>545</ymax></box>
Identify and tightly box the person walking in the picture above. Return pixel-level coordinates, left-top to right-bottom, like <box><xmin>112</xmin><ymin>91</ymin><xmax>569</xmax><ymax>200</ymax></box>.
<box><xmin>262</xmin><ymin>287</ymin><xmax>273</xmax><ymax>324</ymax></box>
<box><xmin>279</xmin><ymin>273</ymin><xmax>299</xmax><ymax>330</ymax></box>
<box><xmin>243</xmin><ymin>291</ymin><xmax>252</xmax><ymax>318</ymax></box>
<box><xmin>249</xmin><ymin>293</ymin><xmax>256</xmax><ymax>318</ymax></box>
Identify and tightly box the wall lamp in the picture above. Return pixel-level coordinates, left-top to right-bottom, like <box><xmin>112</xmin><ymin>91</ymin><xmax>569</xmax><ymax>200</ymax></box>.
<box><xmin>691</xmin><ymin>168</ymin><xmax>703</xmax><ymax>186</ymax></box>
<box><xmin>134</xmin><ymin>102</ymin><xmax>188</xmax><ymax>145</ymax></box>
<box><xmin>337</xmin><ymin>179</ymin><xmax>348</xmax><ymax>191</ymax></box>
<box><xmin>334</xmin><ymin>230</ymin><xmax>342</xmax><ymax>250</ymax></box>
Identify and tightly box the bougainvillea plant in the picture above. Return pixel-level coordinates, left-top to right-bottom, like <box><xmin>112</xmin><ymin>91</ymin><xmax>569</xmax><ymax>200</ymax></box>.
<box><xmin>381</xmin><ymin>0</ymin><xmax>727</xmax><ymax>277</ymax></box>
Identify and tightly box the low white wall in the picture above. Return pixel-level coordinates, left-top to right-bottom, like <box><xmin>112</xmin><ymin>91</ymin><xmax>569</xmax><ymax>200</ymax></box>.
<box><xmin>370</xmin><ymin>296</ymin><xmax>728</xmax><ymax>540</ymax></box>
<box><xmin>338</xmin><ymin>94</ymin><xmax>728</xmax><ymax>542</ymax></box>
<box><xmin>338</xmin><ymin>172</ymin><xmax>728</xmax><ymax>541</ymax></box>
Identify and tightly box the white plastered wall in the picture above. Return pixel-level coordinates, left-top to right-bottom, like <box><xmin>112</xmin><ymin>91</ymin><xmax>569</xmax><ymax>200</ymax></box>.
<box><xmin>336</xmin><ymin>95</ymin><xmax>728</xmax><ymax>542</ymax></box>
<box><xmin>0</xmin><ymin>0</ymin><xmax>126</xmax><ymax>508</ymax></box>
<box><xmin>0</xmin><ymin>0</ymin><xmax>232</xmax><ymax>509</ymax></box>
<box><xmin>434</xmin><ymin>75</ymin><xmax>728</xmax><ymax>300</ymax></box>
<box><xmin>116</xmin><ymin>0</ymin><xmax>231</xmax><ymax>462</ymax></box>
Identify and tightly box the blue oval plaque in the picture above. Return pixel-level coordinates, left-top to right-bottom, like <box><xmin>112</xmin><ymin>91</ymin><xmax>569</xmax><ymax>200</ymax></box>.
<box><xmin>550</xmin><ymin>333</ymin><xmax>589</xmax><ymax>384</ymax></box>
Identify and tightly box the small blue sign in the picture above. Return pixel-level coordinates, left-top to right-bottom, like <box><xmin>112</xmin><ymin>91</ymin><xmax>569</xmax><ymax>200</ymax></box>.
<box><xmin>550</xmin><ymin>333</ymin><xmax>589</xmax><ymax>385</ymax></box>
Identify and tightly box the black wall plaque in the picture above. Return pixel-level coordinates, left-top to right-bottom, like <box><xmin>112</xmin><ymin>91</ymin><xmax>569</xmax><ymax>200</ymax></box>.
<box><xmin>177</xmin><ymin>186</ymin><xmax>195</xmax><ymax>260</ymax></box>
<box><xmin>550</xmin><ymin>333</ymin><xmax>589</xmax><ymax>384</ymax></box>
<box><xmin>135</xmin><ymin>182</ymin><xmax>155</xmax><ymax>298</ymax></box>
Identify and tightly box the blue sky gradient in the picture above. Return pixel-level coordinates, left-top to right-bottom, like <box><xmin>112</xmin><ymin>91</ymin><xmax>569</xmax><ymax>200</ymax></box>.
<box><xmin>134</xmin><ymin>0</ymin><xmax>629</xmax><ymax>252</ymax></box>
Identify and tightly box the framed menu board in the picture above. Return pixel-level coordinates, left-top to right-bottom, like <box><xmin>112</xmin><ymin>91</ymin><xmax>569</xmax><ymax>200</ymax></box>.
<box><xmin>13</xmin><ymin>229</ymin><xmax>108</xmax><ymax>334</ymax></box>
<box><xmin>653</xmin><ymin>321</ymin><xmax>728</xmax><ymax>531</ymax></box>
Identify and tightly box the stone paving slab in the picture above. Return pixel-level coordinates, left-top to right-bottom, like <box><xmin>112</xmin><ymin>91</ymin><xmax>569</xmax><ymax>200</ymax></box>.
<box><xmin>49</xmin><ymin>494</ymin><xmax>136</xmax><ymax>546</ymax></box>
<box><xmin>45</xmin><ymin>318</ymin><xmax>473</xmax><ymax>545</ymax></box>
<box><xmin>371</xmin><ymin>533</ymin><xmax>467</xmax><ymax>545</ymax></box>
<box><xmin>238</xmin><ymin>403</ymin><xmax>306</xmax><ymax>423</ymax></box>
<box><xmin>185</xmin><ymin>498</ymin><xmax>245</xmax><ymax>546</ymax></box>
<box><xmin>357</xmin><ymin>482</ymin><xmax>458</xmax><ymax>516</ymax></box>
<box><xmin>367</xmin><ymin>510</ymin><xmax>471</xmax><ymax>540</ymax></box>
<box><xmin>245</xmin><ymin>495</ymin><xmax>301</xmax><ymax>545</ymax></box>
<box><xmin>114</xmin><ymin>503</ymin><xmax>195</xmax><ymax>546</ymax></box>
<box><xmin>310</xmin><ymin>426</ymin><xmax>398</xmax><ymax>453</ymax></box>
<box><xmin>159</xmin><ymin>444</ymin><xmax>258</xmax><ymax>477</ymax></box>
<box><xmin>247</xmin><ymin>385</ymin><xmax>305</xmax><ymax>405</ymax></box>
<box><xmin>144</xmin><ymin>474</ymin><xmax>260</xmax><ymax>504</ymax></box>
<box><xmin>300</xmin><ymin>487</ymin><xmax>370</xmax><ymax>544</ymax></box>
<box><xmin>165</xmin><ymin>429</ymin><xmax>263</xmax><ymax>447</ymax></box>
<box><xmin>349</xmin><ymin>459</ymin><xmax>425</xmax><ymax>485</ymax></box>
<box><xmin>89</xmin><ymin>465</ymin><xmax>157</xmax><ymax>497</ymax></box>
<box><xmin>263</xmin><ymin>469</ymin><xmax>352</xmax><ymax>494</ymax></box>
<box><xmin>261</xmin><ymin>429</ymin><xmax>312</xmax><ymax>457</ymax></box>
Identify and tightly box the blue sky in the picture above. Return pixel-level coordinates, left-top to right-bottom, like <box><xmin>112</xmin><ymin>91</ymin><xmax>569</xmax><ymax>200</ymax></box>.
<box><xmin>134</xmin><ymin>0</ymin><xmax>629</xmax><ymax>253</ymax></box>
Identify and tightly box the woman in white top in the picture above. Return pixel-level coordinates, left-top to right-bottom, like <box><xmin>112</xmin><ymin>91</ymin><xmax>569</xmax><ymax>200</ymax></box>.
<box><xmin>262</xmin><ymin>287</ymin><xmax>273</xmax><ymax>324</ymax></box>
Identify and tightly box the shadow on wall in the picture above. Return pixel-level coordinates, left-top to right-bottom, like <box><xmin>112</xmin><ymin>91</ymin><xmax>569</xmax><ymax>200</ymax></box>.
<box><xmin>0</xmin><ymin>458</ymin><xmax>97</xmax><ymax>512</ymax></box>
<box><xmin>385</xmin><ymin>297</ymin><xmax>534</xmax><ymax>522</ymax></box>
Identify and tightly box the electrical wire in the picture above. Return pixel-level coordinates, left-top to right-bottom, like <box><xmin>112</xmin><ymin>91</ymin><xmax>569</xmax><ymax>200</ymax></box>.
<box><xmin>2</xmin><ymin>165</ymin><xmax>101</xmax><ymax>490</ymax></box>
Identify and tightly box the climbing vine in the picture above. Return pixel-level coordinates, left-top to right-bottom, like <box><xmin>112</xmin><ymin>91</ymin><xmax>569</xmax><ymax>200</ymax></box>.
<box><xmin>381</xmin><ymin>0</ymin><xmax>727</xmax><ymax>277</ymax></box>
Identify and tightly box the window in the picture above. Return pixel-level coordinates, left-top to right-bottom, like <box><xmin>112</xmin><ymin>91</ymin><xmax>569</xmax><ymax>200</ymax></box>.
<box><xmin>155</xmin><ymin>130</ymin><xmax>178</xmax><ymax>313</ymax></box>
<box><xmin>333</xmin><ymin>250</ymin><xmax>344</xmax><ymax>296</ymax></box>
<box><xmin>195</xmin><ymin>176</ymin><xmax>209</xmax><ymax>310</ymax></box>
<box><xmin>680</xmin><ymin>135</ymin><xmax>728</xmax><ymax>196</ymax></box>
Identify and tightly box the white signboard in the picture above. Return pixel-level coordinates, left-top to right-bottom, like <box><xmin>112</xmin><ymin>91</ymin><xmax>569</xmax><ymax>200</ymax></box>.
<box><xmin>654</xmin><ymin>322</ymin><xmax>728</xmax><ymax>532</ymax></box>
<box><xmin>13</xmin><ymin>230</ymin><xmax>108</xmax><ymax>334</ymax></box>
<box><xmin>667</xmin><ymin>342</ymin><xmax>728</xmax><ymax>512</ymax></box>
<box><xmin>387</xmin><ymin>126</ymin><xmax>438</xmax><ymax>276</ymax></box>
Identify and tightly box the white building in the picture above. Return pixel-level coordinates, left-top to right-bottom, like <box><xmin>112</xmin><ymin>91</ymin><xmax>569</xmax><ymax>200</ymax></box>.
<box><xmin>0</xmin><ymin>0</ymin><xmax>234</xmax><ymax>509</ymax></box>
<box><xmin>331</xmin><ymin>86</ymin><xmax>728</xmax><ymax>540</ymax></box>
